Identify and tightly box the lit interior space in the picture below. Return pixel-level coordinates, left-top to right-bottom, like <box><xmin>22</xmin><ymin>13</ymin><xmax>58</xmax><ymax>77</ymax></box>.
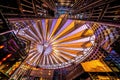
<box><xmin>0</xmin><ymin>0</ymin><xmax>120</xmax><ymax>80</ymax></box>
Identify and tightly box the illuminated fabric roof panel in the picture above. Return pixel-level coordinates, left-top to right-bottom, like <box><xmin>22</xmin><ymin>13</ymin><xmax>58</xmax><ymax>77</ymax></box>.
<box><xmin>81</xmin><ymin>60</ymin><xmax>112</xmax><ymax>72</ymax></box>
<box><xmin>12</xmin><ymin>17</ymin><xmax>95</xmax><ymax>69</ymax></box>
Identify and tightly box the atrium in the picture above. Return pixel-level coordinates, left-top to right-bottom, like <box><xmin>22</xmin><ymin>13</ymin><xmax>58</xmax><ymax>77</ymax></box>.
<box><xmin>0</xmin><ymin>0</ymin><xmax>120</xmax><ymax>80</ymax></box>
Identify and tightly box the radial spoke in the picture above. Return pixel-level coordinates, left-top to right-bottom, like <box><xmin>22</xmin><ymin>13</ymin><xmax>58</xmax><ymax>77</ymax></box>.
<box><xmin>54</xmin><ymin>24</ymin><xmax>88</xmax><ymax>43</ymax></box>
<box><xmin>59</xmin><ymin>50</ymin><xmax>77</xmax><ymax>57</ymax></box>
<box><xmin>53</xmin><ymin>21</ymin><xmax>75</xmax><ymax>41</ymax></box>
<box><xmin>49</xmin><ymin>55</ymin><xmax>54</xmax><ymax>65</ymax></box>
<box><xmin>51</xmin><ymin>54</ymin><xmax>59</xmax><ymax>64</ymax></box>
<box><xmin>28</xmin><ymin>53</ymin><xmax>39</xmax><ymax>64</ymax></box>
<box><xmin>29</xmin><ymin>21</ymin><xmax>40</xmax><ymax>37</ymax></box>
<box><xmin>31</xmin><ymin>21</ymin><xmax>43</xmax><ymax>42</ymax></box>
<box><xmin>42</xmin><ymin>56</ymin><xmax>46</xmax><ymax>65</ymax></box>
<box><xmin>49</xmin><ymin>18</ymin><xmax>62</xmax><ymax>40</ymax></box>
<box><xmin>53</xmin><ymin>41</ymin><xmax>92</xmax><ymax>48</ymax></box>
<box><xmin>57</xmin><ymin>46</ymin><xmax>84</xmax><ymax>51</ymax></box>
<box><xmin>35</xmin><ymin>54</ymin><xmax>43</xmax><ymax>66</ymax></box>
<box><xmin>24</xmin><ymin>30</ymin><xmax>39</xmax><ymax>42</ymax></box>
<box><xmin>33</xmin><ymin>53</ymin><xmax>41</xmax><ymax>66</ymax></box>
<box><xmin>41</xmin><ymin>20</ymin><xmax>47</xmax><ymax>41</ymax></box>
<box><xmin>58</xmin><ymin>53</ymin><xmax>70</xmax><ymax>61</ymax></box>
<box><xmin>48</xmin><ymin>19</ymin><xmax>57</xmax><ymax>40</ymax></box>
<box><xmin>59</xmin><ymin>37</ymin><xmax>91</xmax><ymax>44</ymax></box>
<box><xmin>38</xmin><ymin>55</ymin><xmax>44</xmax><ymax>66</ymax></box>
<box><xmin>29</xmin><ymin>30</ymin><xmax>41</xmax><ymax>42</ymax></box>
<box><xmin>53</xmin><ymin>17</ymin><xmax>70</xmax><ymax>39</ymax></box>
<box><xmin>27</xmin><ymin>21</ymin><xmax>42</xmax><ymax>41</ymax></box>
<box><xmin>54</xmin><ymin>20</ymin><xmax>72</xmax><ymax>38</ymax></box>
<box><xmin>53</xmin><ymin>51</ymin><xmax>65</xmax><ymax>63</ymax></box>
<box><xmin>46</xmin><ymin>19</ymin><xmax>52</xmax><ymax>40</ymax></box>
<box><xmin>37</xmin><ymin>20</ymin><xmax>44</xmax><ymax>42</ymax></box>
<box><xmin>46</xmin><ymin>56</ymin><xmax>50</xmax><ymax>65</ymax></box>
<box><xmin>18</xmin><ymin>32</ymin><xmax>37</xmax><ymax>42</ymax></box>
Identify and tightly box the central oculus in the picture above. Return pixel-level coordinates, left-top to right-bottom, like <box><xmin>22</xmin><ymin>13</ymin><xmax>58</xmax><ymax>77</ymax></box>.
<box><xmin>37</xmin><ymin>42</ymin><xmax>52</xmax><ymax>56</ymax></box>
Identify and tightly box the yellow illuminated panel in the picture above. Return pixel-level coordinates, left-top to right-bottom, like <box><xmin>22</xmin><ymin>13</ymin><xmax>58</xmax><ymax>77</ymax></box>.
<box><xmin>45</xmin><ymin>19</ymin><xmax>49</xmax><ymax>38</ymax></box>
<box><xmin>97</xmin><ymin>76</ymin><xmax>110</xmax><ymax>79</ymax></box>
<box><xmin>84</xmin><ymin>42</ymin><xmax>92</xmax><ymax>47</ymax></box>
<box><xmin>81</xmin><ymin>60</ymin><xmax>112</xmax><ymax>72</ymax></box>
<box><xmin>83</xmin><ymin>29</ymin><xmax>93</xmax><ymax>36</ymax></box>
<box><xmin>55</xmin><ymin>42</ymin><xmax>92</xmax><ymax>48</ymax></box>
<box><xmin>50</xmin><ymin>19</ymin><xmax>62</xmax><ymax>38</ymax></box>
<box><xmin>54</xmin><ymin>21</ymin><xmax>75</xmax><ymax>40</ymax></box>
<box><xmin>54</xmin><ymin>30</ymin><xmax>90</xmax><ymax>44</ymax></box>
<box><xmin>56</xmin><ymin>47</ymin><xmax>82</xmax><ymax>55</ymax></box>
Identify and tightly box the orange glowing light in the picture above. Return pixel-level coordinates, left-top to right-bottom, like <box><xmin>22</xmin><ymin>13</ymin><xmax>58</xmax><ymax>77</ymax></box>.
<box><xmin>48</xmin><ymin>72</ymin><xmax>51</xmax><ymax>75</ymax></box>
<box><xmin>7</xmin><ymin>54</ymin><xmax>12</xmax><ymax>57</ymax></box>
<box><xmin>0</xmin><ymin>62</ymin><xmax>2</xmax><ymax>65</ymax></box>
<box><xmin>2</xmin><ymin>58</ymin><xmax>7</xmax><ymax>61</ymax></box>
<box><xmin>0</xmin><ymin>45</ymin><xmax>4</xmax><ymax>49</ymax></box>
